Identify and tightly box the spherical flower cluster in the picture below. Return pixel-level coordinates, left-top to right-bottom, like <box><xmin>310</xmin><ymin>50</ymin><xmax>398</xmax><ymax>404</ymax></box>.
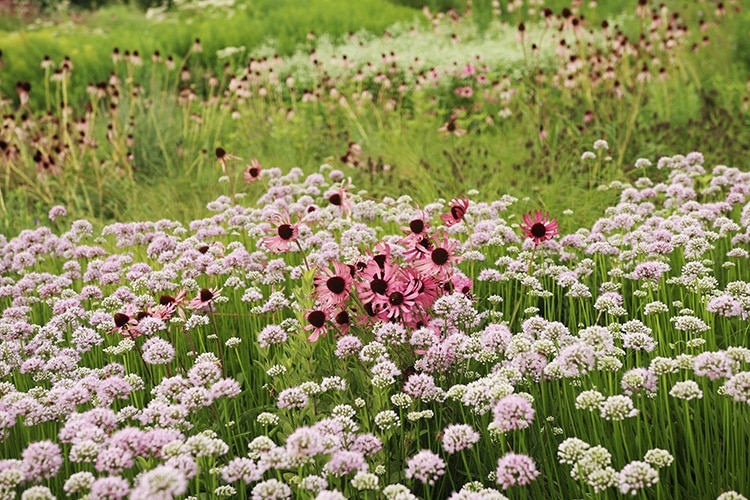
<box><xmin>141</xmin><ymin>337</ymin><xmax>175</xmax><ymax>365</ymax></box>
<box><xmin>441</xmin><ymin>424</ymin><xmax>481</xmax><ymax>454</ymax></box>
<box><xmin>495</xmin><ymin>453</ymin><xmax>540</xmax><ymax>490</ymax></box>
<box><xmin>405</xmin><ymin>450</ymin><xmax>446</xmax><ymax>486</ymax></box>
<box><xmin>669</xmin><ymin>380</ymin><xmax>703</xmax><ymax>401</ymax></box>
<box><xmin>599</xmin><ymin>395</ymin><xmax>639</xmax><ymax>421</ymax></box>
<box><xmin>618</xmin><ymin>460</ymin><xmax>659</xmax><ymax>495</ymax></box>
<box><xmin>492</xmin><ymin>394</ymin><xmax>535</xmax><ymax>432</ymax></box>
<box><xmin>722</xmin><ymin>372</ymin><xmax>750</xmax><ymax>402</ymax></box>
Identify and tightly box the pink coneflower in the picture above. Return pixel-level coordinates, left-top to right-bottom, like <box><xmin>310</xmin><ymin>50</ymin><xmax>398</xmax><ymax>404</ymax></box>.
<box><xmin>376</xmin><ymin>273</ymin><xmax>421</xmax><ymax>322</ymax></box>
<box><xmin>356</xmin><ymin>256</ymin><xmax>398</xmax><ymax>306</ymax></box>
<box><xmin>111</xmin><ymin>304</ymin><xmax>139</xmax><ymax>337</ymax></box>
<box><xmin>263</xmin><ymin>210</ymin><xmax>300</xmax><ymax>252</ymax></box>
<box><xmin>243</xmin><ymin>158</ymin><xmax>262</xmax><ymax>183</ymax></box>
<box><xmin>326</xmin><ymin>179</ymin><xmax>352</xmax><ymax>216</ymax></box>
<box><xmin>215</xmin><ymin>147</ymin><xmax>241</xmax><ymax>174</ymax></box>
<box><xmin>304</xmin><ymin>309</ymin><xmax>329</xmax><ymax>342</ymax></box>
<box><xmin>414</xmin><ymin>233</ymin><xmax>461</xmax><ymax>280</ymax></box>
<box><xmin>520</xmin><ymin>211</ymin><xmax>560</xmax><ymax>245</ymax></box>
<box><xmin>400</xmin><ymin>211</ymin><xmax>431</xmax><ymax>245</ymax></box>
<box><xmin>332</xmin><ymin>309</ymin><xmax>351</xmax><ymax>335</ymax></box>
<box><xmin>188</xmin><ymin>287</ymin><xmax>223</xmax><ymax>310</ymax></box>
<box><xmin>438</xmin><ymin>115</ymin><xmax>466</xmax><ymax>137</ymax></box>
<box><xmin>314</xmin><ymin>261</ymin><xmax>353</xmax><ymax>307</ymax></box>
<box><xmin>150</xmin><ymin>290</ymin><xmax>187</xmax><ymax>320</ymax></box>
<box><xmin>441</xmin><ymin>197</ymin><xmax>469</xmax><ymax>226</ymax></box>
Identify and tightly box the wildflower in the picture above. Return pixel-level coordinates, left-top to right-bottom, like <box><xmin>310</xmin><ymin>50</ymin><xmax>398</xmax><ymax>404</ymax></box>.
<box><xmin>438</xmin><ymin>115</ymin><xmax>467</xmax><ymax>137</ymax></box>
<box><xmin>558</xmin><ymin>437</ymin><xmax>591</xmax><ymax>465</ymax></box>
<box><xmin>520</xmin><ymin>211</ymin><xmax>559</xmax><ymax>245</ymax></box>
<box><xmin>22</xmin><ymin>440</ymin><xmax>62</xmax><ymax>480</ymax></box>
<box><xmin>48</xmin><ymin>205</ymin><xmax>67</xmax><ymax>221</ymax></box>
<box><xmin>314</xmin><ymin>261</ymin><xmax>353</xmax><ymax>307</ymax></box>
<box><xmin>263</xmin><ymin>211</ymin><xmax>300</xmax><ymax>252</ymax></box>
<box><xmin>495</xmin><ymin>453</ymin><xmax>540</xmax><ymax>490</ymax></box>
<box><xmin>304</xmin><ymin>309</ymin><xmax>329</xmax><ymax>342</ymax></box>
<box><xmin>492</xmin><ymin>394</ymin><xmax>535</xmax><ymax>432</ymax></box>
<box><xmin>130</xmin><ymin>466</ymin><xmax>187</xmax><ymax>499</ymax></box>
<box><xmin>188</xmin><ymin>287</ymin><xmax>223</xmax><ymax>310</ymax></box>
<box><xmin>643</xmin><ymin>449</ymin><xmax>674</xmax><ymax>468</ymax></box>
<box><xmin>374</xmin><ymin>410</ymin><xmax>400</xmax><ymax>430</ymax></box>
<box><xmin>599</xmin><ymin>395</ymin><xmax>639</xmax><ymax>420</ymax></box>
<box><xmin>277</xmin><ymin>387</ymin><xmax>308</xmax><ymax>409</ymax></box>
<box><xmin>618</xmin><ymin>460</ymin><xmax>659</xmax><ymax>495</ymax></box>
<box><xmin>441</xmin><ymin>424</ymin><xmax>481</xmax><ymax>454</ymax></box>
<box><xmin>244</xmin><ymin>158</ymin><xmax>263</xmax><ymax>183</ymax></box>
<box><xmin>405</xmin><ymin>450</ymin><xmax>446</xmax><ymax>486</ymax></box>
<box><xmin>258</xmin><ymin>324</ymin><xmax>289</xmax><ymax>347</ymax></box>
<box><xmin>251</xmin><ymin>479</ymin><xmax>291</xmax><ymax>500</ymax></box>
<box><xmin>414</xmin><ymin>233</ymin><xmax>462</xmax><ymax>279</ymax></box>
<box><xmin>89</xmin><ymin>476</ymin><xmax>130</xmax><ymax>499</ymax></box>
<box><xmin>141</xmin><ymin>337</ymin><xmax>176</xmax><ymax>364</ymax></box>
<box><xmin>325</xmin><ymin>450</ymin><xmax>367</xmax><ymax>476</ymax></box>
<box><xmin>723</xmin><ymin>372</ymin><xmax>750</xmax><ymax>403</ymax></box>
<box><xmin>441</xmin><ymin>197</ymin><xmax>470</xmax><ymax>226</ymax></box>
<box><xmin>669</xmin><ymin>380</ymin><xmax>703</xmax><ymax>401</ymax></box>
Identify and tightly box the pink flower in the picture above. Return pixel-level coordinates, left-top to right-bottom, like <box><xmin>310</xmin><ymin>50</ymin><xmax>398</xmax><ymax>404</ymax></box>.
<box><xmin>405</xmin><ymin>450</ymin><xmax>446</xmax><ymax>486</ymax></box>
<box><xmin>304</xmin><ymin>309</ymin><xmax>329</xmax><ymax>342</ymax></box>
<box><xmin>495</xmin><ymin>453</ymin><xmax>540</xmax><ymax>490</ymax></box>
<box><xmin>243</xmin><ymin>158</ymin><xmax>262</xmax><ymax>183</ymax></box>
<box><xmin>188</xmin><ymin>287</ymin><xmax>223</xmax><ymax>310</ymax></box>
<box><xmin>314</xmin><ymin>261</ymin><xmax>353</xmax><ymax>308</ymax></box>
<box><xmin>520</xmin><ymin>210</ymin><xmax>559</xmax><ymax>245</ymax></box>
<box><xmin>441</xmin><ymin>197</ymin><xmax>469</xmax><ymax>226</ymax></box>
<box><xmin>413</xmin><ymin>233</ymin><xmax>462</xmax><ymax>280</ymax></box>
<box><xmin>492</xmin><ymin>394</ymin><xmax>535</xmax><ymax>432</ymax></box>
<box><xmin>263</xmin><ymin>210</ymin><xmax>300</xmax><ymax>253</ymax></box>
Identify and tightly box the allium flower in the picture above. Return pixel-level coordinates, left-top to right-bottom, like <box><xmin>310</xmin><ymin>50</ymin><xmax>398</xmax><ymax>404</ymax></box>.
<box><xmin>405</xmin><ymin>450</ymin><xmax>446</xmax><ymax>486</ymax></box>
<box><xmin>277</xmin><ymin>387</ymin><xmax>308</xmax><ymax>409</ymax></box>
<box><xmin>89</xmin><ymin>476</ymin><xmax>131</xmax><ymax>499</ymax></box>
<box><xmin>723</xmin><ymin>371</ymin><xmax>750</xmax><ymax>402</ymax></box>
<box><xmin>325</xmin><ymin>450</ymin><xmax>367</xmax><ymax>476</ymax></box>
<box><xmin>21</xmin><ymin>486</ymin><xmax>55</xmax><ymax>500</ymax></box>
<box><xmin>643</xmin><ymin>448</ymin><xmax>674</xmax><ymax>468</ymax></box>
<box><xmin>520</xmin><ymin>211</ymin><xmax>560</xmax><ymax>245</ymax></box>
<box><xmin>441</xmin><ymin>424</ymin><xmax>481</xmax><ymax>454</ymax></box>
<box><xmin>48</xmin><ymin>205</ymin><xmax>67</xmax><ymax>221</ymax></box>
<box><xmin>258</xmin><ymin>324</ymin><xmax>289</xmax><ymax>347</ymax></box>
<box><xmin>599</xmin><ymin>395</ymin><xmax>639</xmax><ymax>420</ymax></box>
<box><xmin>669</xmin><ymin>380</ymin><xmax>703</xmax><ymax>401</ymax></box>
<box><xmin>263</xmin><ymin>210</ymin><xmax>300</xmax><ymax>253</ymax></box>
<box><xmin>492</xmin><ymin>394</ymin><xmax>535</xmax><ymax>432</ymax></box>
<box><xmin>495</xmin><ymin>453</ymin><xmax>540</xmax><ymax>490</ymax></box>
<box><xmin>22</xmin><ymin>440</ymin><xmax>62</xmax><ymax>481</ymax></box>
<box><xmin>441</xmin><ymin>197</ymin><xmax>469</xmax><ymax>226</ymax></box>
<box><xmin>251</xmin><ymin>478</ymin><xmax>291</xmax><ymax>500</ymax></box>
<box><xmin>141</xmin><ymin>337</ymin><xmax>175</xmax><ymax>365</ymax></box>
<box><xmin>618</xmin><ymin>460</ymin><xmax>659</xmax><ymax>495</ymax></box>
<box><xmin>130</xmin><ymin>466</ymin><xmax>187</xmax><ymax>499</ymax></box>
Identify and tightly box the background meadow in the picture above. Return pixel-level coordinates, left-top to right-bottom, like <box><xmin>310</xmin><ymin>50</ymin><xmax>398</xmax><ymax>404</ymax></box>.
<box><xmin>0</xmin><ymin>0</ymin><xmax>750</xmax><ymax>499</ymax></box>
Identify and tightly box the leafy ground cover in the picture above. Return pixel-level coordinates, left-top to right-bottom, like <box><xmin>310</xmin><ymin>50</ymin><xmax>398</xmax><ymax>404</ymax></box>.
<box><xmin>0</xmin><ymin>0</ymin><xmax>750</xmax><ymax>498</ymax></box>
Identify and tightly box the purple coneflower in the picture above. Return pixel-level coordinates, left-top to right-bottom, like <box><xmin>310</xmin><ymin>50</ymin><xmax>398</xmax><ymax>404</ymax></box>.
<box><xmin>304</xmin><ymin>309</ymin><xmax>329</xmax><ymax>342</ymax></box>
<box><xmin>243</xmin><ymin>158</ymin><xmax>262</xmax><ymax>184</ymax></box>
<box><xmin>520</xmin><ymin>210</ymin><xmax>560</xmax><ymax>245</ymax></box>
<box><xmin>441</xmin><ymin>197</ymin><xmax>469</xmax><ymax>226</ymax></box>
<box><xmin>263</xmin><ymin>210</ymin><xmax>300</xmax><ymax>253</ymax></box>
<box><xmin>188</xmin><ymin>287</ymin><xmax>223</xmax><ymax>310</ymax></box>
<box><xmin>314</xmin><ymin>261</ymin><xmax>353</xmax><ymax>308</ymax></box>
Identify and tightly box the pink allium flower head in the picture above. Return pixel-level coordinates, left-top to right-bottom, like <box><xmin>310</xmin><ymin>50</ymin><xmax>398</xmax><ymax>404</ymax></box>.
<box><xmin>495</xmin><ymin>453</ymin><xmax>540</xmax><ymax>490</ymax></box>
<box><xmin>22</xmin><ymin>440</ymin><xmax>62</xmax><ymax>481</ymax></box>
<box><xmin>492</xmin><ymin>394</ymin><xmax>535</xmax><ymax>432</ymax></box>
<box><xmin>405</xmin><ymin>449</ymin><xmax>446</xmax><ymax>486</ymax></box>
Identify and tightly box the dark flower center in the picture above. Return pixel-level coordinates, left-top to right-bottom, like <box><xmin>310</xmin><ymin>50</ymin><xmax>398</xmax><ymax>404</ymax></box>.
<box><xmin>200</xmin><ymin>288</ymin><xmax>214</xmax><ymax>302</ymax></box>
<box><xmin>389</xmin><ymin>292</ymin><xmax>404</xmax><ymax>306</ymax></box>
<box><xmin>418</xmin><ymin>237</ymin><xmax>432</xmax><ymax>250</ymax></box>
<box><xmin>327</xmin><ymin>276</ymin><xmax>346</xmax><ymax>294</ymax></box>
<box><xmin>530</xmin><ymin>222</ymin><xmax>547</xmax><ymax>238</ymax></box>
<box><xmin>447</xmin><ymin>121</ymin><xmax>456</xmax><ymax>132</ymax></box>
<box><xmin>451</xmin><ymin>206</ymin><xmax>465</xmax><ymax>220</ymax></box>
<box><xmin>364</xmin><ymin>302</ymin><xmax>377</xmax><ymax>317</ymax></box>
<box><xmin>431</xmin><ymin>248</ymin><xmax>450</xmax><ymax>265</ymax></box>
<box><xmin>370</xmin><ymin>278</ymin><xmax>388</xmax><ymax>295</ymax></box>
<box><xmin>136</xmin><ymin>311</ymin><xmax>149</xmax><ymax>321</ymax></box>
<box><xmin>373</xmin><ymin>254</ymin><xmax>387</xmax><ymax>269</ymax></box>
<box><xmin>409</xmin><ymin>219</ymin><xmax>424</xmax><ymax>234</ymax></box>
<box><xmin>215</xmin><ymin>147</ymin><xmax>226</xmax><ymax>159</ymax></box>
<box><xmin>198</xmin><ymin>245</ymin><xmax>209</xmax><ymax>254</ymax></box>
<box><xmin>248</xmin><ymin>167</ymin><xmax>260</xmax><ymax>177</ymax></box>
<box><xmin>113</xmin><ymin>313</ymin><xmax>130</xmax><ymax>327</ymax></box>
<box><xmin>335</xmin><ymin>311</ymin><xmax>350</xmax><ymax>325</ymax></box>
<box><xmin>159</xmin><ymin>294</ymin><xmax>175</xmax><ymax>305</ymax></box>
<box><xmin>278</xmin><ymin>224</ymin><xmax>294</xmax><ymax>240</ymax></box>
<box><xmin>328</xmin><ymin>193</ymin><xmax>342</xmax><ymax>206</ymax></box>
<box><xmin>307</xmin><ymin>310</ymin><xmax>326</xmax><ymax>328</ymax></box>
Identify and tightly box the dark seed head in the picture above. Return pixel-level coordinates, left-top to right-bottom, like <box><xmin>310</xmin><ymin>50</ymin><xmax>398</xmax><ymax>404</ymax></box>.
<box><xmin>409</xmin><ymin>219</ymin><xmax>425</xmax><ymax>234</ymax></box>
<box><xmin>328</xmin><ymin>193</ymin><xmax>342</xmax><ymax>206</ymax></box>
<box><xmin>451</xmin><ymin>205</ymin><xmax>465</xmax><ymax>220</ymax></box>
<box><xmin>248</xmin><ymin>167</ymin><xmax>260</xmax><ymax>177</ymax></box>
<box><xmin>307</xmin><ymin>310</ymin><xmax>326</xmax><ymax>328</ymax></box>
<box><xmin>215</xmin><ymin>147</ymin><xmax>226</xmax><ymax>159</ymax></box>
<box><xmin>370</xmin><ymin>278</ymin><xmax>388</xmax><ymax>295</ymax></box>
<box><xmin>335</xmin><ymin>311</ymin><xmax>350</xmax><ymax>325</ymax></box>
<box><xmin>326</xmin><ymin>276</ymin><xmax>347</xmax><ymax>294</ymax></box>
<box><xmin>278</xmin><ymin>224</ymin><xmax>294</xmax><ymax>240</ymax></box>
<box><xmin>389</xmin><ymin>292</ymin><xmax>404</xmax><ymax>306</ymax></box>
<box><xmin>198</xmin><ymin>245</ymin><xmax>209</xmax><ymax>254</ymax></box>
<box><xmin>113</xmin><ymin>313</ymin><xmax>130</xmax><ymax>328</ymax></box>
<box><xmin>531</xmin><ymin>222</ymin><xmax>547</xmax><ymax>238</ymax></box>
<box><xmin>136</xmin><ymin>311</ymin><xmax>149</xmax><ymax>321</ymax></box>
<box><xmin>159</xmin><ymin>294</ymin><xmax>175</xmax><ymax>306</ymax></box>
<box><xmin>364</xmin><ymin>302</ymin><xmax>377</xmax><ymax>317</ymax></box>
<box><xmin>199</xmin><ymin>288</ymin><xmax>214</xmax><ymax>302</ymax></box>
<box><xmin>373</xmin><ymin>254</ymin><xmax>387</xmax><ymax>269</ymax></box>
<box><xmin>431</xmin><ymin>247</ymin><xmax>450</xmax><ymax>265</ymax></box>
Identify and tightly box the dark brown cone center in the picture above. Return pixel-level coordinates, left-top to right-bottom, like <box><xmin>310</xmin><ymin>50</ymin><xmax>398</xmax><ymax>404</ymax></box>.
<box><xmin>409</xmin><ymin>219</ymin><xmax>424</xmax><ymax>234</ymax></box>
<box><xmin>370</xmin><ymin>278</ymin><xmax>388</xmax><ymax>295</ymax></box>
<box><xmin>389</xmin><ymin>292</ymin><xmax>404</xmax><ymax>306</ymax></box>
<box><xmin>327</xmin><ymin>276</ymin><xmax>346</xmax><ymax>294</ymax></box>
<box><xmin>431</xmin><ymin>248</ymin><xmax>450</xmax><ymax>265</ymax></box>
<box><xmin>531</xmin><ymin>222</ymin><xmax>547</xmax><ymax>238</ymax></box>
<box><xmin>308</xmin><ymin>310</ymin><xmax>326</xmax><ymax>328</ymax></box>
<box><xmin>200</xmin><ymin>289</ymin><xmax>214</xmax><ymax>302</ymax></box>
<box><xmin>278</xmin><ymin>224</ymin><xmax>294</xmax><ymax>240</ymax></box>
<box><xmin>113</xmin><ymin>313</ymin><xmax>130</xmax><ymax>327</ymax></box>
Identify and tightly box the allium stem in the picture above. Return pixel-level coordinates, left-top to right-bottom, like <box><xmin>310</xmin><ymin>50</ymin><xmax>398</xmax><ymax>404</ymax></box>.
<box><xmin>209</xmin><ymin>305</ymin><xmax>227</xmax><ymax>378</ymax></box>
